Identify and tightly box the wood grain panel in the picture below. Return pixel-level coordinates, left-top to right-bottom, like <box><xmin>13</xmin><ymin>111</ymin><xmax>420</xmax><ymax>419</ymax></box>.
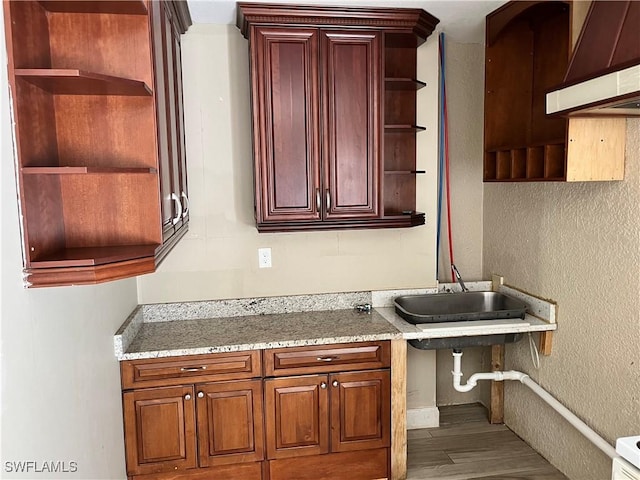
<box><xmin>484</xmin><ymin>19</ymin><xmax>533</xmax><ymax>150</ymax></box>
<box><xmin>330</xmin><ymin>370</ymin><xmax>391</xmax><ymax>453</ymax></box>
<box><xmin>121</xmin><ymin>351</ymin><xmax>262</xmax><ymax>389</ymax></box>
<box><xmin>391</xmin><ymin>339</ymin><xmax>407</xmax><ymax>480</ymax></box>
<box><xmin>54</xmin><ymin>96</ymin><xmax>156</xmax><ymax>168</ymax></box>
<box><xmin>14</xmin><ymin>79</ymin><xmax>59</xmax><ymax>167</ymax></box>
<box><xmin>268</xmin><ymin>448</ymin><xmax>388</xmax><ymax>480</ymax></box>
<box><xmin>150</xmin><ymin>0</ymin><xmax>175</xmax><ymax>239</ymax></box>
<box><xmin>253</xmin><ymin>26</ymin><xmax>321</xmax><ymax>223</ymax></box>
<box><xmin>21</xmin><ymin>175</ymin><xmax>65</xmax><ymax>264</ymax></box>
<box><xmin>529</xmin><ymin>5</ymin><xmax>569</xmax><ymax>145</ymax></box>
<box><xmin>123</xmin><ymin>386</ymin><xmax>197</xmax><ymax>476</ymax></box>
<box><xmin>322</xmin><ymin>30</ymin><xmax>381</xmax><ymax>220</ymax></box>
<box><xmin>264</xmin><ymin>341</ymin><xmax>391</xmax><ymax>376</ymax></box>
<box><xmin>5</xmin><ymin>1</ymin><xmax>52</xmax><ymax>69</ymax></box>
<box><xmin>48</xmin><ymin>10</ymin><xmax>152</xmax><ymax>85</ymax></box>
<box><xmin>264</xmin><ymin>375</ymin><xmax>329</xmax><ymax>459</ymax></box>
<box><xmin>130</xmin><ymin>462</ymin><xmax>263</xmax><ymax>480</ymax></box>
<box><xmin>59</xmin><ymin>173</ymin><xmax>161</xmax><ymax>247</ymax></box>
<box><xmin>197</xmin><ymin>379</ymin><xmax>264</xmax><ymax>467</ymax></box>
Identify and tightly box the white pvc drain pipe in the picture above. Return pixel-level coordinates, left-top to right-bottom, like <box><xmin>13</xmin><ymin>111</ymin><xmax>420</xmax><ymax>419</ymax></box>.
<box><xmin>451</xmin><ymin>349</ymin><xmax>618</xmax><ymax>459</ymax></box>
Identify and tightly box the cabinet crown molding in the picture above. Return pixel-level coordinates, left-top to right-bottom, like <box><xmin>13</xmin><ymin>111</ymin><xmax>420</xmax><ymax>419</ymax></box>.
<box><xmin>236</xmin><ymin>3</ymin><xmax>439</xmax><ymax>41</ymax></box>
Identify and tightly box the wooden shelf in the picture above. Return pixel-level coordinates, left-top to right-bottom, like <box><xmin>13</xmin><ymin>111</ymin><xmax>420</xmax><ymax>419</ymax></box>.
<box><xmin>256</xmin><ymin>212</ymin><xmax>425</xmax><ymax>232</ymax></box>
<box><xmin>385</xmin><ymin>125</ymin><xmax>426</xmax><ymax>132</ymax></box>
<box><xmin>483</xmin><ymin>143</ymin><xmax>566</xmax><ymax>181</ymax></box>
<box><xmin>384</xmin><ymin>78</ymin><xmax>426</xmax><ymax>90</ymax></box>
<box><xmin>29</xmin><ymin>245</ymin><xmax>159</xmax><ymax>268</ymax></box>
<box><xmin>38</xmin><ymin>1</ymin><xmax>148</xmax><ymax>15</ymax></box>
<box><xmin>15</xmin><ymin>69</ymin><xmax>152</xmax><ymax>96</ymax></box>
<box><xmin>22</xmin><ymin>166</ymin><xmax>157</xmax><ymax>175</ymax></box>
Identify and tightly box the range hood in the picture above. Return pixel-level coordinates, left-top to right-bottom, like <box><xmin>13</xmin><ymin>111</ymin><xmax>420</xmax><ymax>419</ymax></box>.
<box><xmin>546</xmin><ymin>0</ymin><xmax>640</xmax><ymax>116</ymax></box>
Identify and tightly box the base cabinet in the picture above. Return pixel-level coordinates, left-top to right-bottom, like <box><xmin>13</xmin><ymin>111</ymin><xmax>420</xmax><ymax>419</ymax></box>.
<box><xmin>120</xmin><ymin>342</ymin><xmax>391</xmax><ymax>480</ymax></box>
<box><xmin>121</xmin><ymin>352</ymin><xmax>264</xmax><ymax>479</ymax></box>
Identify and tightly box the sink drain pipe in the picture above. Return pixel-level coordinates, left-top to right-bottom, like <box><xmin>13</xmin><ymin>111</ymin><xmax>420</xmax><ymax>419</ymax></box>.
<box><xmin>451</xmin><ymin>349</ymin><xmax>617</xmax><ymax>459</ymax></box>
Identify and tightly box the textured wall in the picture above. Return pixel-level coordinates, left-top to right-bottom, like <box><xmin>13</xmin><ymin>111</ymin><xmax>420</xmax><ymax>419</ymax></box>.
<box><xmin>0</xmin><ymin>8</ymin><xmax>138</xmax><ymax>478</ymax></box>
<box><xmin>483</xmin><ymin>119</ymin><xmax>640</xmax><ymax>480</ymax></box>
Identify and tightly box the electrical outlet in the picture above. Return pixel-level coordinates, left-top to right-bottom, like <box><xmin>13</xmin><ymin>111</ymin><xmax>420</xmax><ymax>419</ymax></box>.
<box><xmin>258</xmin><ymin>247</ymin><xmax>272</xmax><ymax>268</ymax></box>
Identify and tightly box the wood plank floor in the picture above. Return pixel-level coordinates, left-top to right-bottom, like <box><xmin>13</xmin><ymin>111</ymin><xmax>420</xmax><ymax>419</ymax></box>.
<box><xmin>406</xmin><ymin>403</ymin><xmax>568</xmax><ymax>480</ymax></box>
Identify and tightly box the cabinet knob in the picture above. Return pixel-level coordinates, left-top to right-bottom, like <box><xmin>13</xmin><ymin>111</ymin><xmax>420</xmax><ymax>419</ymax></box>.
<box><xmin>184</xmin><ymin>394</ymin><xmax>191</xmax><ymax>400</ymax></box>
<box><xmin>332</xmin><ymin>380</ymin><xmax>339</xmax><ymax>388</ymax></box>
<box><xmin>171</xmin><ymin>193</ymin><xmax>183</xmax><ymax>225</ymax></box>
<box><xmin>320</xmin><ymin>382</ymin><xmax>327</xmax><ymax>389</ymax></box>
<box><xmin>326</xmin><ymin>189</ymin><xmax>331</xmax><ymax>211</ymax></box>
<box><xmin>316</xmin><ymin>189</ymin><xmax>321</xmax><ymax>212</ymax></box>
<box><xmin>181</xmin><ymin>191</ymin><xmax>190</xmax><ymax>218</ymax></box>
<box><xmin>197</xmin><ymin>391</ymin><xmax>205</xmax><ymax>398</ymax></box>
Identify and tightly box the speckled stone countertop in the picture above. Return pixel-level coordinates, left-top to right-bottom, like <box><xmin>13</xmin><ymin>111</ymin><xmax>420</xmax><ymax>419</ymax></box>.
<box><xmin>119</xmin><ymin>309</ymin><xmax>400</xmax><ymax>360</ymax></box>
<box><xmin>114</xmin><ymin>282</ymin><xmax>557</xmax><ymax>360</ymax></box>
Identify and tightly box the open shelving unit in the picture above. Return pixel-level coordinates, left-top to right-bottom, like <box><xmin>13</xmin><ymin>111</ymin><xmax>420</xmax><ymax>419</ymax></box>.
<box><xmin>483</xmin><ymin>0</ymin><xmax>626</xmax><ymax>183</ymax></box>
<box><xmin>4</xmin><ymin>0</ymin><xmax>165</xmax><ymax>286</ymax></box>
<box><xmin>483</xmin><ymin>1</ymin><xmax>570</xmax><ymax>182</ymax></box>
<box><xmin>383</xmin><ymin>34</ymin><xmax>428</xmax><ymax>225</ymax></box>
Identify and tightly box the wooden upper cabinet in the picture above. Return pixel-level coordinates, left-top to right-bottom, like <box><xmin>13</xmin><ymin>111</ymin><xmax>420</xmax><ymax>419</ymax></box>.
<box><xmin>237</xmin><ymin>3</ymin><xmax>439</xmax><ymax>232</ymax></box>
<box><xmin>2</xmin><ymin>0</ymin><xmax>191</xmax><ymax>287</ymax></box>
<box><xmin>483</xmin><ymin>1</ymin><xmax>626</xmax><ymax>182</ymax></box>
<box><xmin>322</xmin><ymin>31</ymin><xmax>382</xmax><ymax>221</ymax></box>
<box><xmin>252</xmin><ymin>26</ymin><xmax>321</xmax><ymax>224</ymax></box>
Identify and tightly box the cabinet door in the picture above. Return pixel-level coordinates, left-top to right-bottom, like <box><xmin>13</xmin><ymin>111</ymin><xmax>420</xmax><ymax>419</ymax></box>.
<box><xmin>321</xmin><ymin>31</ymin><xmax>382</xmax><ymax>221</ymax></box>
<box><xmin>264</xmin><ymin>375</ymin><xmax>329</xmax><ymax>459</ymax></box>
<box><xmin>251</xmin><ymin>26</ymin><xmax>322</xmax><ymax>224</ymax></box>
<box><xmin>196</xmin><ymin>379</ymin><xmax>264</xmax><ymax>467</ymax></box>
<box><xmin>151</xmin><ymin>1</ymin><xmax>184</xmax><ymax>241</ymax></box>
<box><xmin>122</xmin><ymin>386</ymin><xmax>197</xmax><ymax>476</ymax></box>
<box><xmin>330</xmin><ymin>370</ymin><xmax>390</xmax><ymax>453</ymax></box>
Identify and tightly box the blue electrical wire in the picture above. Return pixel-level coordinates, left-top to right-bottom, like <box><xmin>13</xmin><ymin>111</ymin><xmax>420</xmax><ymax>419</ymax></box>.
<box><xmin>436</xmin><ymin>32</ymin><xmax>446</xmax><ymax>278</ymax></box>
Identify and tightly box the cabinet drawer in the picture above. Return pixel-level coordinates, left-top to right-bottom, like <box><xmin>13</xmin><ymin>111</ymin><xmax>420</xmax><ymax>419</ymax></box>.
<box><xmin>264</xmin><ymin>341</ymin><xmax>390</xmax><ymax>376</ymax></box>
<box><xmin>121</xmin><ymin>351</ymin><xmax>262</xmax><ymax>389</ymax></box>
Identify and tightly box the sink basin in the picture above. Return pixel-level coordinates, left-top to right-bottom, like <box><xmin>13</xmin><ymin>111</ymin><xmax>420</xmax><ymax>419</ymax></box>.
<box><xmin>394</xmin><ymin>292</ymin><xmax>527</xmax><ymax>324</ymax></box>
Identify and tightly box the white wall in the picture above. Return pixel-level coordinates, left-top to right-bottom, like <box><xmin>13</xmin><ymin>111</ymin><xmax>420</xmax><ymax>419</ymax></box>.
<box><xmin>0</xmin><ymin>8</ymin><xmax>137</xmax><ymax>479</ymax></box>
<box><xmin>136</xmin><ymin>24</ymin><xmax>439</xmax><ymax>302</ymax></box>
<box><xmin>483</xmin><ymin>119</ymin><xmax>640</xmax><ymax>480</ymax></box>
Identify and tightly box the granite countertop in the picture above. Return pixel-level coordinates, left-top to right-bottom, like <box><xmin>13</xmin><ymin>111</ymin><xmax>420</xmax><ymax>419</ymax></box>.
<box><xmin>114</xmin><ymin>283</ymin><xmax>557</xmax><ymax>360</ymax></box>
<box><xmin>119</xmin><ymin>308</ymin><xmax>401</xmax><ymax>360</ymax></box>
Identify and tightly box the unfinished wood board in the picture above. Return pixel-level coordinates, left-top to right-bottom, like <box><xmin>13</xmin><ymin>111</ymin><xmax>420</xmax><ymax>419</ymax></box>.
<box><xmin>538</xmin><ymin>331</ymin><xmax>554</xmax><ymax>356</ymax></box>
<box><xmin>391</xmin><ymin>339</ymin><xmax>407</xmax><ymax>480</ymax></box>
<box><xmin>490</xmin><ymin>344</ymin><xmax>505</xmax><ymax>424</ymax></box>
<box><xmin>566</xmin><ymin>118</ymin><xmax>626</xmax><ymax>181</ymax></box>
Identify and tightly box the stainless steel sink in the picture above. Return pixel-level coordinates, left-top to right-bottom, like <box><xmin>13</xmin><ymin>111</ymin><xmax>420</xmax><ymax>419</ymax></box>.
<box><xmin>394</xmin><ymin>291</ymin><xmax>527</xmax><ymax>324</ymax></box>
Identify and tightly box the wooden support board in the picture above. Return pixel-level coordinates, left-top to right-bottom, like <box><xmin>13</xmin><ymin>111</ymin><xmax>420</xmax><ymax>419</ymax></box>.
<box><xmin>490</xmin><ymin>344</ymin><xmax>505</xmax><ymax>424</ymax></box>
<box><xmin>390</xmin><ymin>339</ymin><xmax>407</xmax><ymax>480</ymax></box>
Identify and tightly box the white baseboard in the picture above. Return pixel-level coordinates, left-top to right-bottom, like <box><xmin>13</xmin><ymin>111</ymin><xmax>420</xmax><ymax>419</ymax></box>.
<box><xmin>407</xmin><ymin>406</ymin><xmax>440</xmax><ymax>429</ymax></box>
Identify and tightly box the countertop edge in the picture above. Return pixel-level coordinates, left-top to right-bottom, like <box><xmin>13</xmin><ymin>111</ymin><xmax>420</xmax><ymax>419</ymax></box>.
<box><xmin>117</xmin><ymin>332</ymin><xmax>402</xmax><ymax>361</ymax></box>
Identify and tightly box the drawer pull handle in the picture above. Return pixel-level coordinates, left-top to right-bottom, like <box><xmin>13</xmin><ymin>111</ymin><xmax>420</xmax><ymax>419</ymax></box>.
<box><xmin>316</xmin><ymin>356</ymin><xmax>337</xmax><ymax>362</ymax></box>
<box><xmin>180</xmin><ymin>366</ymin><xmax>208</xmax><ymax>372</ymax></box>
